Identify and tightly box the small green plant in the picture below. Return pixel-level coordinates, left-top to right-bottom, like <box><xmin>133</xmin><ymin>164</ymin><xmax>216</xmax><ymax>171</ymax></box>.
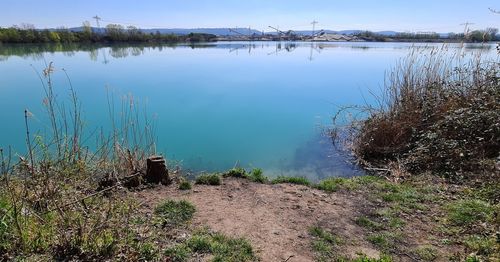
<box><xmin>179</xmin><ymin>180</ymin><xmax>192</xmax><ymax>190</ymax></box>
<box><xmin>446</xmin><ymin>199</ymin><xmax>493</xmax><ymax>226</ymax></box>
<box><xmin>271</xmin><ymin>176</ymin><xmax>311</xmax><ymax>186</ymax></box>
<box><xmin>247</xmin><ymin>168</ymin><xmax>267</xmax><ymax>183</ymax></box>
<box><xmin>154</xmin><ymin>200</ymin><xmax>196</xmax><ymax>227</ymax></box>
<box><xmin>223</xmin><ymin>168</ymin><xmax>247</xmax><ymax>178</ymax></box>
<box><xmin>195</xmin><ymin>174</ymin><xmax>222</xmax><ymax>186</ymax></box>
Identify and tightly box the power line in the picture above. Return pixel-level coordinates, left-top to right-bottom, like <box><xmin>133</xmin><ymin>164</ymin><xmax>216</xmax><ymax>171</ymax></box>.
<box><xmin>311</xmin><ymin>20</ymin><xmax>318</xmax><ymax>37</ymax></box>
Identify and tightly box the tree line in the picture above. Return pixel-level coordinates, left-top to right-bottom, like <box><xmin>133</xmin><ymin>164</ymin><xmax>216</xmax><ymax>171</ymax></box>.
<box><xmin>355</xmin><ymin>27</ymin><xmax>499</xmax><ymax>42</ymax></box>
<box><xmin>0</xmin><ymin>23</ymin><xmax>217</xmax><ymax>44</ymax></box>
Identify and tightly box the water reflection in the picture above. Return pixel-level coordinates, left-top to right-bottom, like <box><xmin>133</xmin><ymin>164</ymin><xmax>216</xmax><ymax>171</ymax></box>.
<box><xmin>1</xmin><ymin>41</ymin><xmax>493</xmax><ymax>63</ymax></box>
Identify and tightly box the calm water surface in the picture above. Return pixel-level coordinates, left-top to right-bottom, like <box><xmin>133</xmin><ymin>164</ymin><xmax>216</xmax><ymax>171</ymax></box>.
<box><xmin>0</xmin><ymin>42</ymin><xmax>495</xmax><ymax>180</ymax></box>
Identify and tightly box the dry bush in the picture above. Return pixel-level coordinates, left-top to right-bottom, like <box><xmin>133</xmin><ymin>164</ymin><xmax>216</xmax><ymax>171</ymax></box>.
<box><xmin>333</xmin><ymin>46</ymin><xmax>500</xmax><ymax>180</ymax></box>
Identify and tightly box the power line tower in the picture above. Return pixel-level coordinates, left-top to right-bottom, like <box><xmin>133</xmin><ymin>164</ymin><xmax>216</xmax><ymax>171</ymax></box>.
<box><xmin>311</xmin><ymin>20</ymin><xmax>318</xmax><ymax>37</ymax></box>
<box><xmin>93</xmin><ymin>15</ymin><xmax>102</xmax><ymax>33</ymax></box>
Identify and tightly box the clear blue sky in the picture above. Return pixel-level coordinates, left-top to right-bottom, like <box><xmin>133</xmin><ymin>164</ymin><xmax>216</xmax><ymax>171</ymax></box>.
<box><xmin>1</xmin><ymin>0</ymin><xmax>499</xmax><ymax>32</ymax></box>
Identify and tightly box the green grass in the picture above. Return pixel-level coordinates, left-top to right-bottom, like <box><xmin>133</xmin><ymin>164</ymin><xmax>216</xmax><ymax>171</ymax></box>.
<box><xmin>309</xmin><ymin>226</ymin><xmax>342</xmax><ymax>261</ymax></box>
<box><xmin>446</xmin><ymin>199</ymin><xmax>493</xmax><ymax>226</ymax></box>
<box><xmin>163</xmin><ymin>244</ymin><xmax>191</xmax><ymax>262</ymax></box>
<box><xmin>137</xmin><ymin>242</ymin><xmax>160</xmax><ymax>261</ymax></box>
<box><xmin>367</xmin><ymin>232</ymin><xmax>402</xmax><ymax>251</ymax></box>
<box><xmin>315</xmin><ymin>177</ymin><xmax>348</xmax><ymax>192</ymax></box>
<box><xmin>464</xmin><ymin>235</ymin><xmax>497</xmax><ymax>256</ymax></box>
<box><xmin>195</xmin><ymin>174</ymin><xmax>222</xmax><ymax>186</ymax></box>
<box><xmin>223</xmin><ymin>168</ymin><xmax>247</xmax><ymax>178</ymax></box>
<box><xmin>247</xmin><ymin>168</ymin><xmax>267</xmax><ymax>183</ymax></box>
<box><xmin>414</xmin><ymin>245</ymin><xmax>438</xmax><ymax>261</ymax></box>
<box><xmin>355</xmin><ymin>216</ymin><xmax>383</xmax><ymax>231</ymax></box>
<box><xmin>348</xmin><ymin>254</ymin><xmax>393</xmax><ymax>262</ymax></box>
<box><xmin>271</xmin><ymin>176</ymin><xmax>311</xmax><ymax>186</ymax></box>
<box><xmin>164</xmin><ymin>230</ymin><xmax>257</xmax><ymax>262</ymax></box>
<box><xmin>154</xmin><ymin>200</ymin><xmax>196</xmax><ymax>227</ymax></box>
<box><xmin>178</xmin><ymin>180</ymin><xmax>192</xmax><ymax>190</ymax></box>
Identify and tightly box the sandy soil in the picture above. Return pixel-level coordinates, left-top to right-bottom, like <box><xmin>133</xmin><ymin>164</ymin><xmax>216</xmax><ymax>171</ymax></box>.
<box><xmin>134</xmin><ymin>178</ymin><xmax>380</xmax><ymax>261</ymax></box>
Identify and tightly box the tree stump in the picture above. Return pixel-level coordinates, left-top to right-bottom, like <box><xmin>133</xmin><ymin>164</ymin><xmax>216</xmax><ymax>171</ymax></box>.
<box><xmin>146</xmin><ymin>156</ymin><xmax>170</xmax><ymax>185</ymax></box>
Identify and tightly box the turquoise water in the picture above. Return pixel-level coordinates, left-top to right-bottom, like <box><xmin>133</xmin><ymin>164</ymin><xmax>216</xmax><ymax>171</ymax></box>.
<box><xmin>0</xmin><ymin>42</ymin><xmax>496</xmax><ymax>180</ymax></box>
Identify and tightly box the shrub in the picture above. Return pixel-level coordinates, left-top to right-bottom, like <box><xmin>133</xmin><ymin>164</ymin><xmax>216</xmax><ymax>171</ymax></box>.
<box><xmin>333</xmin><ymin>48</ymin><xmax>499</xmax><ymax>179</ymax></box>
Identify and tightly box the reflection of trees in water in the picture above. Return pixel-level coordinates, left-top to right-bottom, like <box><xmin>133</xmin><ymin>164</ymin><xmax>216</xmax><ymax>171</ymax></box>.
<box><xmin>0</xmin><ymin>43</ymin><xmax>164</xmax><ymax>62</ymax></box>
<box><xmin>89</xmin><ymin>49</ymin><xmax>98</xmax><ymax>61</ymax></box>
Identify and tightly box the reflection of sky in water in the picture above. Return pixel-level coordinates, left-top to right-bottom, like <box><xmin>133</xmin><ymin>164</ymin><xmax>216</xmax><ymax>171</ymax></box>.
<box><xmin>0</xmin><ymin>42</ymin><xmax>496</xmax><ymax>181</ymax></box>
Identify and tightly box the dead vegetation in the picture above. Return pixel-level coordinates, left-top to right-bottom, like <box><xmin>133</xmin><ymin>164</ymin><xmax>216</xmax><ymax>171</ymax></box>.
<box><xmin>332</xmin><ymin>46</ymin><xmax>499</xmax><ymax>181</ymax></box>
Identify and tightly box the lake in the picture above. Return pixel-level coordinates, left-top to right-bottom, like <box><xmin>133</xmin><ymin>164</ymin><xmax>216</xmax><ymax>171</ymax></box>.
<box><xmin>0</xmin><ymin>42</ymin><xmax>496</xmax><ymax>181</ymax></box>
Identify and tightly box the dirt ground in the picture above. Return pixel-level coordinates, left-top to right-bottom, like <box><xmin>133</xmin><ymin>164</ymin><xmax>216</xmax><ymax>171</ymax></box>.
<box><xmin>134</xmin><ymin>178</ymin><xmax>380</xmax><ymax>261</ymax></box>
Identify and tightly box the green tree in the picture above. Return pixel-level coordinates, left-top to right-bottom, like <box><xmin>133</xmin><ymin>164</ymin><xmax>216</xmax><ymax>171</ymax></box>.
<box><xmin>48</xmin><ymin>31</ymin><xmax>61</xmax><ymax>42</ymax></box>
<box><xmin>106</xmin><ymin>24</ymin><xmax>126</xmax><ymax>41</ymax></box>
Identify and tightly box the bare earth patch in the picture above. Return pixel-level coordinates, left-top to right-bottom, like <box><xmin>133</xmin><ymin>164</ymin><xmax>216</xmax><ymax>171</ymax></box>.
<box><xmin>134</xmin><ymin>177</ymin><xmax>379</xmax><ymax>261</ymax></box>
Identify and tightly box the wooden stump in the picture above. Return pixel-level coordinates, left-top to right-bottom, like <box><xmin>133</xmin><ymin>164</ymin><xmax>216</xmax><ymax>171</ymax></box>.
<box><xmin>146</xmin><ymin>156</ymin><xmax>170</xmax><ymax>185</ymax></box>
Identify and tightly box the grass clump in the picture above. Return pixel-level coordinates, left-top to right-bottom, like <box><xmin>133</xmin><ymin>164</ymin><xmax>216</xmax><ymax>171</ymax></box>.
<box><xmin>223</xmin><ymin>167</ymin><xmax>247</xmax><ymax>178</ymax></box>
<box><xmin>247</xmin><ymin>168</ymin><xmax>267</xmax><ymax>183</ymax></box>
<box><xmin>356</xmin><ymin>216</ymin><xmax>384</xmax><ymax>231</ymax></box>
<box><xmin>315</xmin><ymin>177</ymin><xmax>349</xmax><ymax>192</ymax></box>
<box><xmin>195</xmin><ymin>173</ymin><xmax>222</xmax><ymax>186</ymax></box>
<box><xmin>154</xmin><ymin>200</ymin><xmax>196</xmax><ymax>227</ymax></box>
<box><xmin>178</xmin><ymin>179</ymin><xmax>192</xmax><ymax>190</ymax></box>
<box><xmin>163</xmin><ymin>244</ymin><xmax>191</xmax><ymax>262</ymax></box>
<box><xmin>367</xmin><ymin>232</ymin><xmax>402</xmax><ymax>251</ymax></box>
<box><xmin>272</xmin><ymin>176</ymin><xmax>311</xmax><ymax>186</ymax></box>
<box><xmin>413</xmin><ymin>245</ymin><xmax>438</xmax><ymax>261</ymax></box>
<box><xmin>309</xmin><ymin>226</ymin><xmax>342</xmax><ymax>261</ymax></box>
<box><xmin>446</xmin><ymin>199</ymin><xmax>493</xmax><ymax>226</ymax></box>
<box><xmin>164</xmin><ymin>230</ymin><xmax>257</xmax><ymax>262</ymax></box>
<box><xmin>464</xmin><ymin>235</ymin><xmax>498</xmax><ymax>258</ymax></box>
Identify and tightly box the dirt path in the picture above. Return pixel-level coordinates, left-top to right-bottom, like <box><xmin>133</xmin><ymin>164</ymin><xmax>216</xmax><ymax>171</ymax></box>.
<box><xmin>134</xmin><ymin>178</ymin><xmax>379</xmax><ymax>261</ymax></box>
